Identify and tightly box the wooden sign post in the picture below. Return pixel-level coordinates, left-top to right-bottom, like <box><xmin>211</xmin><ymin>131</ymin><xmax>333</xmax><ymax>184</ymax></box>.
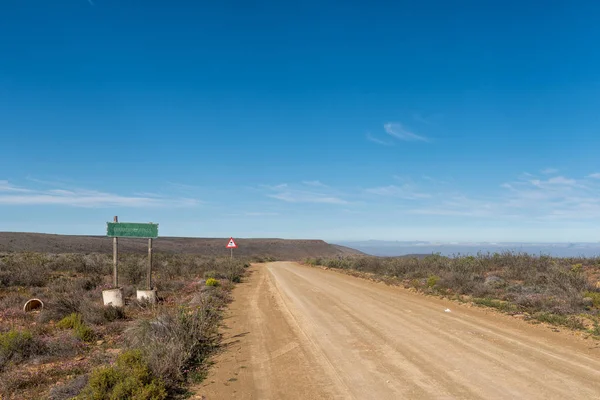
<box><xmin>147</xmin><ymin>238</ymin><xmax>153</xmax><ymax>291</ymax></box>
<box><xmin>105</xmin><ymin>218</ymin><xmax>159</xmax><ymax>305</ymax></box>
<box><xmin>113</xmin><ymin>216</ymin><xmax>119</xmax><ymax>288</ymax></box>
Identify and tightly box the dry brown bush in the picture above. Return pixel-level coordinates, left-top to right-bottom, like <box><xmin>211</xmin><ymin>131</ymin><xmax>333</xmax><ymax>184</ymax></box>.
<box><xmin>313</xmin><ymin>252</ymin><xmax>600</xmax><ymax>322</ymax></box>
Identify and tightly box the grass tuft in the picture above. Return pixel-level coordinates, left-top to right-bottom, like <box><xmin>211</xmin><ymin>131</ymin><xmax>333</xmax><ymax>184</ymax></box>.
<box><xmin>57</xmin><ymin>313</ymin><xmax>96</xmax><ymax>343</ymax></box>
<box><xmin>473</xmin><ymin>298</ymin><xmax>519</xmax><ymax>313</ymax></box>
<box><xmin>534</xmin><ymin>312</ymin><xmax>586</xmax><ymax>330</ymax></box>
<box><xmin>584</xmin><ymin>291</ymin><xmax>600</xmax><ymax>308</ymax></box>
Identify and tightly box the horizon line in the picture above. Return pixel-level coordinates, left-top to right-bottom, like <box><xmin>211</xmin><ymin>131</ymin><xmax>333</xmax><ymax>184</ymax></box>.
<box><xmin>0</xmin><ymin>231</ymin><xmax>598</xmax><ymax>244</ymax></box>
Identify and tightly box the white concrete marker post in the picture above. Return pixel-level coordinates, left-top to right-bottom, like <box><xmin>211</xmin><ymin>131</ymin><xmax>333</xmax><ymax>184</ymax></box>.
<box><xmin>102</xmin><ymin>288</ymin><xmax>124</xmax><ymax>307</ymax></box>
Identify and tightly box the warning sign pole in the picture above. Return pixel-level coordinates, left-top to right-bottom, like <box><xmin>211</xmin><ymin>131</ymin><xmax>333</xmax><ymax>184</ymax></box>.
<box><xmin>226</xmin><ymin>237</ymin><xmax>238</xmax><ymax>259</ymax></box>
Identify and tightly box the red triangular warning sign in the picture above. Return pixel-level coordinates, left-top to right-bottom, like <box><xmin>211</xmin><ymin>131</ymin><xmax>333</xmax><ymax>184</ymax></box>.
<box><xmin>226</xmin><ymin>237</ymin><xmax>237</xmax><ymax>248</ymax></box>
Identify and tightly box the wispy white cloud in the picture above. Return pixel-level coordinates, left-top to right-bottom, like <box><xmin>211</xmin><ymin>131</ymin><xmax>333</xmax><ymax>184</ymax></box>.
<box><xmin>541</xmin><ymin>168</ymin><xmax>559</xmax><ymax>175</ymax></box>
<box><xmin>0</xmin><ymin>180</ymin><xmax>198</xmax><ymax>208</ymax></box>
<box><xmin>588</xmin><ymin>173</ymin><xmax>600</xmax><ymax>179</ymax></box>
<box><xmin>422</xmin><ymin>175</ymin><xmax>451</xmax><ymax>185</ymax></box>
<box><xmin>400</xmin><ymin>172</ymin><xmax>600</xmax><ymax>220</ymax></box>
<box><xmin>407</xmin><ymin>207</ymin><xmax>499</xmax><ymax>218</ymax></box>
<box><xmin>302</xmin><ymin>180</ymin><xmax>328</xmax><ymax>188</ymax></box>
<box><xmin>263</xmin><ymin>183</ymin><xmax>348</xmax><ymax>205</ymax></box>
<box><xmin>166</xmin><ymin>182</ymin><xmax>208</xmax><ymax>194</ymax></box>
<box><xmin>269</xmin><ymin>192</ymin><xmax>348</xmax><ymax>205</ymax></box>
<box><xmin>519</xmin><ymin>175</ymin><xmax>582</xmax><ymax>192</ymax></box>
<box><xmin>245</xmin><ymin>212</ymin><xmax>279</xmax><ymax>216</ymax></box>
<box><xmin>546</xmin><ymin>176</ymin><xmax>577</xmax><ymax>185</ymax></box>
<box><xmin>365</xmin><ymin>185</ymin><xmax>431</xmax><ymax>200</ymax></box>
<box><xmin>0</xmin><ymin>180</ymin><xmax>32</xmax><ymax>193</ymax></box>
<box><xmin>270</xmin><ymin>184</ymin><xmax>288</xmax><ymax>190</ymax></box>
<box><xmin>366</xmin><ymin>133</ymin><xmax>394</xmax><ymax>146</ymax></box>
<box><xmin>167</xmin><ymin>182</ymin><xmax>199</xmax><ymax>190</ymax></box>
<box><xmin>25</xmin><ymin>177</ymin><xmax>69</xmax><ymax>186</ymax></box>
<box><xmin>519</xmin><ymin>172</ymin><xmax>535</xmax><ymax>179</ymax></box>
<box><xmin>262</xmin><ymin>172</ymin><xmax>600</xmax><ymax>220</ymax></box>
<box><xmin>413</xmin><ymin>113</ymin><xmax>442</xmax><ymax>126</ymax></box>
<box><xmin>384</xmin><ymin>123</ymin><xmax>429</xmax><ymax>142</ymax></box>
<box><xmin>223</xmin><ymin>211</ymin><xmax>280</xmax><ymax>217</ymax></box>
<box><xmin>133</xmin><ymin>192</ymin><xmax>165</xmax><ymax>198</ymax></box>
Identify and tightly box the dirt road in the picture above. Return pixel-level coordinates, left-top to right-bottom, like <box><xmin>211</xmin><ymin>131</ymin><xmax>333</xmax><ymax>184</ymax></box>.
<box><xmin>197</xmin><ymin>262</ymin><xmax>600</xmax><ymax>399</ymax></box>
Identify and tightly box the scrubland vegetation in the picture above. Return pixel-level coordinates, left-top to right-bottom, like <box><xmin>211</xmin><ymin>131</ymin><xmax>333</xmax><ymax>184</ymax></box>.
<box><xmin>0</xmin><ymin>252</ymin><xmax>248</xmax><ymax>399</ymax></box>
<box><xmin>306</xmin><ymin>252</ymin><xmax>600</xmax><ymax>334</ymax></box>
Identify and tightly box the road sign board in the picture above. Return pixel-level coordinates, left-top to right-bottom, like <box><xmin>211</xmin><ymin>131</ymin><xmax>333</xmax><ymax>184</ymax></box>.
<box><xmin>226</xmin><ymin>237</ymin><xmax>237</xmax><ymax>248</ymax></box>
<box><xmin>107</xmin><ymin>222</ymin><xmax>158</xmax><ymax>239</ymax></box>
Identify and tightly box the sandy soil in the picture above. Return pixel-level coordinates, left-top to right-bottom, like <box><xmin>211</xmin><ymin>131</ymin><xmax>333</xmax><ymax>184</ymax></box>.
<box><xmin>194</xmin><ymin>262</ymin><xmax>600</xmax><ymax>399</ymax></box>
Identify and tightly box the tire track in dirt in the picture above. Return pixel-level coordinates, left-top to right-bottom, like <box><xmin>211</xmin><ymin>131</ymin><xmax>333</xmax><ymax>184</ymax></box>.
<box><xmin>199</xmin><ymin>262</ymin><xmax>600</xmax><ymax>399</ymax></box>
<box><xmin>295</xmin><ymin>265</ymin><xmax>600</xmax><ymax>397</ymax></box>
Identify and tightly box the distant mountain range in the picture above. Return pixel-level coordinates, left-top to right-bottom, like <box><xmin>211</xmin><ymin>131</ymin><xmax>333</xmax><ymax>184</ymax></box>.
<box><xmin>0</xmin><ymin>232</ymin><xmax>361</xmax><ymax>260</ymax></box>
<box><xmin>334</xmin><ymin>240</ymin><xmax>600</xmax><ymax>258</ymax></box>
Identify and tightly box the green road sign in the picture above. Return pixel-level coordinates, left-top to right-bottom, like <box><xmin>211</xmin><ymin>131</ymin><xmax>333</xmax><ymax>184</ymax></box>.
<box><xmin>107</xmin><ymin>222</ymin><xmax>158</xmax><ymax>238</ymax></box>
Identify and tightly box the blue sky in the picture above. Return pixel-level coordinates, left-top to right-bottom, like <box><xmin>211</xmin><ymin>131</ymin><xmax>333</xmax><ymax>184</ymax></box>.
<box><xmin>1</xmin><ymin>1</ymin><xmax>600</xmax><ymax>242</ymax></box>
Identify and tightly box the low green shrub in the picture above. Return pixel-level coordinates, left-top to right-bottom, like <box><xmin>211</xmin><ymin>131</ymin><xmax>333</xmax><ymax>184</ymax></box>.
<box><xmin>534</xmin><ymin>312</ymin><xmax>586</xmax><ymax>330</ymax></box>
<box><xmin>584</xmin><ymin>291</ymin><xmax>600</xmax><ymax>308</ymax></box>
<box><xmin>76</xmin><ymin>350</ymin><xmax>167</xmax><ymax>400</ymax></box>
<box><xmin>57</xmin><ymin>313</ymin><xmax>83</xmax><ymax>329</ymax></box>
<box><xmin>426</xmin><ymin>275</ymin><xmax>440</xmax><ymax>288</ymax></box>
<box><xmin>57</xmin><ymin>313</ymin><xmax>96</xmax><ymax>343</ymax></box>
<box><xmin>473</xmin><ymin>298</ymin><xmax>518</xmax><ymax>313</ymax></box>
<box><xmin>0</xmin><ymin>329</ymin><xmax>44</xmax><ymax>370</ymax></box>
<box><xmin>0</xmin><ymin>329</ymin><xmax>33</xmax><ymax>353</ymax></box>
<box><xmin>304</xmin><ymin>258</ymin><xmax>317</xmax><ymax>266</ymax></box>
<box><xmin>74</xmin><ymin>323</ymin><xmax>96</xmax><ymax>343</ymax></box>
